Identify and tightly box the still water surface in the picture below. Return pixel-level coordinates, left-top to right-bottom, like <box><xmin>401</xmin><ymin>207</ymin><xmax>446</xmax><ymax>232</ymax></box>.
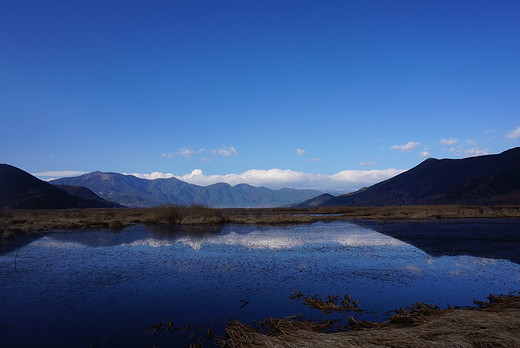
<box><xmin>1</xmin><ymin>220</ymin><xmax>519</xmax><ymax>347</ymax></box>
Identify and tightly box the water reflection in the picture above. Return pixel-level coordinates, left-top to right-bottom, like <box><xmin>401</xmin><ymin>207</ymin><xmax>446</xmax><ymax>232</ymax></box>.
<box><xmin>30</xmin><ymin>222</ymin><xmax>407</xmax><ymax>250</ymax></box>
<box><xmin>356</xmin><ymin>219</ymin><xmax>520</xmax><ymax>264</ymax></box>
<box><xmin>1</xmin><ymin>220</ymin><xmax>519</xmax><ymax>348</ymax></box>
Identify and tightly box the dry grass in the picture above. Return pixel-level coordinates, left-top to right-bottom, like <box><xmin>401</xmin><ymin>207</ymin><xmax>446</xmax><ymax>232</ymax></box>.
<box><xmin>2</xmin><ymin>204</ymin><xmax>520</xmax><ymax>239</ymax></box>
<box><xmin>143</xmin><ymin>204</ymin><xmax>224</xmax><ymax>225</ymax></box>
<box><xmin>222</xmin><ymin>205</ymin><xmax>520</xmax><ymax>224</ymax></box>
<box><xmin>218</xmin><ymin>294</ymin><xmax>520</xmax><ymax>348</ymax></box>
<box><xmin>0</xmin><ymin>208</ymin><xmax>145</xmax><ymax>237</ymax></box>
<box><xmin>0</xmin><ymin>205</ymin><xmax>225</xmax><ymax>238</ymax></box>
<box><xmin>290</xmin><ymin>291</ymin><xmax>361</xmax><ymax>315</ymax></box>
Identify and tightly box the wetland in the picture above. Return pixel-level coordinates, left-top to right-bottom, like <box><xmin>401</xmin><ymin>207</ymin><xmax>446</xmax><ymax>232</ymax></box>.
<box><xmin>1</xmin><ymin>219</ymin><xmax>519</xmax><ymax>347</ymax></box>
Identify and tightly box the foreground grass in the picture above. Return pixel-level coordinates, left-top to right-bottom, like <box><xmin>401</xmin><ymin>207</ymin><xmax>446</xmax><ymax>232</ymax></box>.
<box><xmin>2</xmin><ymin>204</ymin><xmax>520</xmax><ymax>240</ymax></box>
<box><xmin>219</xmin><ymin>294</ymin><xmax>520</xmax><ymax>347</ymax></box>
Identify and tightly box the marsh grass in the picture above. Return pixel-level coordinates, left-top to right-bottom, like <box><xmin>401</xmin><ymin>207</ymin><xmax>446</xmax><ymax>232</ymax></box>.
<box><xmin>0</xmin><ymin>208</ymin><xmax>145</xmax><ymax>238</ymax></box>
<box><xmin>143</xmin><ymin>204</ymin><xmax>224</xmax><ymax>225</ymax></box>
<box><xmin>2</xmin><ymin>204</ymin><xmax>520</xmax><ymax>239</ymax></box>
<box><xmin>218</xmin><ymin>294</ymin><xmax>520</xmax><ymax>348</ymax></box>
<box><xmin>290</xmin><ymin>291</ymin><xmax>361</xmax><ymax>315</ymax></box>
<box><xmin>222</xmin><ymin>205</ymin><xmax>520</xmax><ymax>224</ymax></box>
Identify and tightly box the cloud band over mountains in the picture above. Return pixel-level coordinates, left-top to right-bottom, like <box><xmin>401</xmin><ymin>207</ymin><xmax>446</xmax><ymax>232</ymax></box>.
<box><xmin>126</xmin><ymin>168</ymin><xmax>405</xmax><ymax>192</ymax></box>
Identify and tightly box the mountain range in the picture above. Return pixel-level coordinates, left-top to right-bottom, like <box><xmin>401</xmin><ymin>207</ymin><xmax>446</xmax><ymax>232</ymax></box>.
<box><xmin>50</xmin><ymin>171</ymin><xmax>322</xmax><ymax>208</ymax></box>
<box><xmin>309</xmin><ymin>147</ymin><xmax>520</xmax><ymax>207</ymax></box>
<box><xmin>3</xmin><ymin>147</ymin><xmax>520</xmax><ymax>210</ymax></box>
<box><xmin>0</xmin><ymin>164</ymin><xmax>122</xmax><ymax>209</ymax></box>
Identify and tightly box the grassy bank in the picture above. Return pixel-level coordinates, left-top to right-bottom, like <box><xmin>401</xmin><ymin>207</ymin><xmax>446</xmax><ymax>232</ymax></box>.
<box><xmin>2</xmin><ymin>204</ymin><xmax>520</xmax><ymax>240</ymax></box>
<box><xmin>143</xmin><ymin>204</ymin><xmax>223</xmax><ymax>224</ymax></box>
<box><xmin>223</xmin><ymin>205</ymin><xmax>520</xmax><ymax>223</ymax></box>
<box><xmin>218</xmin><ymin>294</ymin><xmax>520</xmax><ymax>347</ymax></box>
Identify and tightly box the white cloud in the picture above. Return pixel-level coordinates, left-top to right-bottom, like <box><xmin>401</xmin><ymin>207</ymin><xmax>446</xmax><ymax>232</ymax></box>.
<box><xmin>33</xmin><ymin>170</ymin><xmax>87</xmax><ymax>178</ymax></box>
<box><xmin>215</xmin><ymin>146</ymin><xmax>239</xmax><ymax>157</ymax></box>
<box><xmin>465</xmin><ymin>147</ymin><xmax>489</xmax><ymax>157</ymax></box>
<box><xmin>506</xmin><ymin>126</ymin><xmax>520</xmax><ymax>139</ymax></box>
<box><xmin>162</xmin><ymin>148</ymin><xmax>203</xmax><ymax>159</ymax></box>
<box><xmin>162</xmin><ymin>146</ymin><xmax>238</xmax><ymax>159</ymax></box>
<box><xmin>440</xmin><ymin>138</ymin><xmax>459</xmax><ymax>146</ymax></box>
<box><xmin>124</xmin><ymin>171</ymin><xmax>175</xmax><ymax>180</ymax></box>
<box><xmin>419</xmin><ymin>151</ymin><xmax>431</xmax><ymax>158</ymax></box>
<box><xmin>359</xmin><ymin>161</ymin><xmax>376</xmax><ymax>166</ymax></box>
<box><xmin>296</xmin><ymin>148</ymin><xmax>307</xmax><ymax>156</ymax></box>
<box><xmin>390</xmin><ymin>141</ymin><xmax>421</xmax><ymax>152</ymax></box>
<box><xmin>176</xmin><ymin>148</ymin><xmax>198</xmax><ymax>158</ymax></box>
<box><xmin>447</xmin><ymin>141</ymin><xmax>489</xmax><ymax>157</ymax></box>
<box><xmin>128</xmin><ymin>168</ymin><xmax>406</xmax><ymax>192</ymax></box>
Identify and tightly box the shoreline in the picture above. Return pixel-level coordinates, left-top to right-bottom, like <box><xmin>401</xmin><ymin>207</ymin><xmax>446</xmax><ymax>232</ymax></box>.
<box><xmin>218</xmin><ymin>293</ymin><xmax>520</xmax><ymax>347</ymax></box>
<box><xmin>2</xmin><ymin>204</ymin><xmax>520</xmax><ymax>240</ymax></box>
<box><xmin>2</xmin><ymin>208</ymin><xmax>519</xmax><ymax>346</ymax></box>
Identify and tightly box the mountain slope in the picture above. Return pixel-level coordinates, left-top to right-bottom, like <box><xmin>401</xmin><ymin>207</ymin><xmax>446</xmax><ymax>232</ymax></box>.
<box><xmin>51</xmin><ymin>172</ymin><xmax>321</xmax><ymax>208</ymax></box>
<box><xmin>55</xmin><ymin>185</ymin><xmax>123</xmax><ymax>208</ymax></box>
<box><xmin>320</xmin><ymin>147</ymin><xmax>520</xmax><ymax>207</ymax></box>
<box><xmin>0</xmin><ymin>164</ymin><xmax>121</xmax><ymax>209</ymax></box>
<box><xmin>292</xmin><ymin>193</ymin><xmax>335</xmax><ymax>208</ymax></box>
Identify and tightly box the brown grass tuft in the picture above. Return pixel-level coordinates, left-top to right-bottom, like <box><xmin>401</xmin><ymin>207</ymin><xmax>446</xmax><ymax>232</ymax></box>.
<box><xmin>290</xmin><ymin>291</ymin><xmax>361</xmax><ymax>315</ymax></box>
<box><xmin>143</xmin><ymin>204</ymin><xmax>224</xmax><ymax>225</ymax></box>
<box><xmin>218</xmin><ymin>294</ymin><xmax>520</xmax><ymax>348</ymax></box>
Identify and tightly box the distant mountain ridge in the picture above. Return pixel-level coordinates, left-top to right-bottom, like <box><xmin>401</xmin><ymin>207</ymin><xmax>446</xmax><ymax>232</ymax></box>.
<box><xmin>50</xmin><ymin>171</ymin><xmax>322</xmax><ymax>208</ymax></box>
<box><xmin>314</xmin><ymin>147</ymin><xmax>520</xmax><ymax>207</ymax></box>
<box><xmin>292</xmin><ymin>193</ymin><xmax>335</xmax><ymax>208</ymax></box>
<box><xmin>0</xmin><ymin>164</ymin><xmax>122</xmax><ymax>209</ymax></box>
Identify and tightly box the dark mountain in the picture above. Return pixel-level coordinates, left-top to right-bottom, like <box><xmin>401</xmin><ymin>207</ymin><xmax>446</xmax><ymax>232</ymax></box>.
<box><xmin>55</xmin><ymin>185</ymin><xmax>123</xmax><ymax>208</ymax></box>
<box><xmin>292</xmin><ymin>193</ymin><xmax>335</xmax><ymax>208</ymax></box>
<box><xmin>51</xmin><ymin>171</ymin><xmax>321</xmax><ymax>208</ymax></box>
<box><xmin>319</xmin><ymin>147</ymin><xmax>520</xmax><ymax>207</ymax></box>
<box><xmin>0</xmin><ymin>164</ymin><xmax>121</xmax><ymax>209</ymax></box>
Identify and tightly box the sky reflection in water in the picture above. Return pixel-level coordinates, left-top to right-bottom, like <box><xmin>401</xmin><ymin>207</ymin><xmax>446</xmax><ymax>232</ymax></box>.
<box><xmin>1</xmin><ymin>221</ymin><xmax>519</xmax><ymax>347</ymax></box>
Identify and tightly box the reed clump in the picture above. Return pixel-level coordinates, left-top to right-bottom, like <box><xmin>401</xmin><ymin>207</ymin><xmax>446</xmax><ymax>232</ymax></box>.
<box><xmin>0</xmin><ymin>208</ymin><xmax>144</xmax><ymax>237</ymax></box>
<box><xmin>290</xmin><ymin>291</ymin><xmax>361</xmax><ymax>315</ymax></box>
<box><xmin>218</xmin><ymin>293</ymin><xmax>520</xmax><ymax>348</ymax></box>
<box><xmin>143</xmin><ymin>204</ymin><xmax>224</xmax><ymax>225</ymax></box>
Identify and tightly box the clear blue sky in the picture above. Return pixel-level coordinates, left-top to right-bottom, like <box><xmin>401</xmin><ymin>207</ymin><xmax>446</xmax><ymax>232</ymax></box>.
<box><xmin>1</xmin><ymin>0</ymin><xmax>519</xmax><ymax>192</ymax></box>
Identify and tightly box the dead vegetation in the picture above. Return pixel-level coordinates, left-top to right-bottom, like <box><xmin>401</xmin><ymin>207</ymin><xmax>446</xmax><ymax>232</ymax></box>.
<box><xmin>290</xmin><ymin>291</ymin><xmax>361</xmax><ymax>315</ymax></box>
<box><xmin>2</xmin><ymin>204</ymin><xmax>520</xmax><ymax>240</ymax></box>
<box><xmin>0</xmin><ymin>208</ymin><xmax>145</xmax><ymax>238</ymax></box>
<box><xmin>218</xmin><ymin>294</ymin><xmax>520</xmax><ymax>348</ymax></box>
<box><xmin>223</xmin><ymin>205</ymin><xmax>520</xmax><ymax>222</ymax></box>
<box><xmin>143</xmin><ymin>204</ymin><xmax>224</xmax><ymax>225</ymax></box>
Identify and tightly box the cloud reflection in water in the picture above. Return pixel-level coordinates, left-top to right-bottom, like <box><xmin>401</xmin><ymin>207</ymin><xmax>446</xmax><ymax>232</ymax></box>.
<box><xmin>128</xmin><ymin>222</ymin><xmax>409</xmax><ymax>250</ymax></box>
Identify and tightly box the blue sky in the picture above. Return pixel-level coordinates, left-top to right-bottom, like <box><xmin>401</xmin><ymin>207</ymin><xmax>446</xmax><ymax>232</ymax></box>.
<box><xmin>1</xmin><ymin>0</ymin><xmax>519</xmax><ymax>192</ymax></box>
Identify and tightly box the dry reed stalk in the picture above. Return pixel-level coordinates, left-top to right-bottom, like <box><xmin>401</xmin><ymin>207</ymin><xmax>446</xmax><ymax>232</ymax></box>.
<box><xmin>290</xmin><ymin>291</ymin><xmax>361</xmax><ymax>314</ymax></box>
<box><xmin>218</xmin><ymin>294</ymin><xmax>520</xmax><ymax>348</ymax></box>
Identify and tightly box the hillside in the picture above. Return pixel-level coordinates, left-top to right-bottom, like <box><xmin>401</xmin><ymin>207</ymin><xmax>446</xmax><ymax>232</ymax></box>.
<box><xmin>55</xmin><ymin>185</ymin><xmax>123</xmax><ymax>208</ymax></box>
<box><xmin>51</xmin><ymin>172</ymin><xmax>321</xmax><ymax>208</ymax></box>
<box><xmin>0</xmin><ymin>164</ymin><xmax>121</xmax><ymax>209</ymax></box>
<box><xmin>292</xmin><ymin>193</ymin><xmax>335</xmax><ymax>208</ymax></box>
<box><xmin>318</xmin><ymin>147</ymin><xmax>520</xmax><ymax>207</ymax></box>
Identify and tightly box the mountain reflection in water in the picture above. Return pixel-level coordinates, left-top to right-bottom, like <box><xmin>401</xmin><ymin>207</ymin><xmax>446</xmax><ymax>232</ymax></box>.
<box><xmin>356</xmin><ymin>219</ymin><xmax>520</xmax><ymax>264</ymax></box>
<box><xmin>1</xmin><ymin>220</ymin><xmax>519</xmax><ymax>348</ymax></box>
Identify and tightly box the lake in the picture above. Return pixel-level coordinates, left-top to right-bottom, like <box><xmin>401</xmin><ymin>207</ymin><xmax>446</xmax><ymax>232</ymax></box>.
<box><xmin>1</xmin><ymin>220</ymin><xmax>519</xmax><ymax>347</ymax></box>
